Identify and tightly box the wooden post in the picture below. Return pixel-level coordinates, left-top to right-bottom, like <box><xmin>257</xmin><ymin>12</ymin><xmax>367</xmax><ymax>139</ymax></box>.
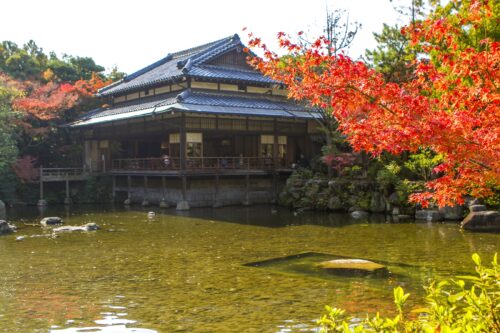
<box><xmin>112</xmin><ymin>176</ymin><xmax>116</xmax><ymax>202</ymax></box>
<box><xmin>124</xmin><ymin>175</ymin><xmax>132</xmax><ymax>205</ymax></box>
<box><xmin>180</xmin><ymin>114</ymin><xmax>186</xmax><ymax>171</ymax></box>
<box><xmin>243</xmin><ymin>174</ymin><xmax>250</xmax><ymax>206</ymax></box>
<box><xmin>39</xmin><ymin>166</ymin><xmax>43</xmax><ymax>201</ymax></box>
<box><xmin>37</xmin><ymin>166</ymin><xmax>47</xmax><ymax>206</ymax></box>
<box><xmin>182</xmin><ymin>175</ymin><xmax>187</xmax><ymax>201</ymax></box>
<box><xmin>64</xmin><ymin>179</ymin><xmax>72</xmax><ymax>205</ymax></box>
<box><xmin>162</xmin><ymin>176</ymin><xmax>166</xmax><ymax>199</ymax></box>
<box><xmin>213</xmin><ymin>173</ymin><xmax>222</xmax><ymax>208</ymax></box>
<box><xmin>142</xmin><ymin>176</ymin><xmax>149</xmax><ymax>206</ymax></box>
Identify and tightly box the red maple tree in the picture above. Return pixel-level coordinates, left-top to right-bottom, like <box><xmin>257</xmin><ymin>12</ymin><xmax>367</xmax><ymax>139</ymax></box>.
<box><xmin>247</xmin><ymin>0</ymin><xmax>499</xmax><ymax>207</ymax></box>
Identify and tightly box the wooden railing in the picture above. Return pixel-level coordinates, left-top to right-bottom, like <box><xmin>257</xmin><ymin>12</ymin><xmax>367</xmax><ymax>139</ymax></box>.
<box><xmin>111</xmin><ymin>157</ymin><xmax>288</xmax><ymax>172</ymax></box>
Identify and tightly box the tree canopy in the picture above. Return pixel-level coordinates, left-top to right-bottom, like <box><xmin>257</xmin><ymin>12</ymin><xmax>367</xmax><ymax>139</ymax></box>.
<box><xmin>247</xmin><ymin>0</ymin><xmax>499</xmax><ymax>207</ymax></box>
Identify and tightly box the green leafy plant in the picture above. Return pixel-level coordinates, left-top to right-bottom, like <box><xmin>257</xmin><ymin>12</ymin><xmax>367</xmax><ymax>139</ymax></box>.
<box><xmin>318</xmin><ymin>253</ymin><xmax>500</xmax><ymax>332</ymax></box>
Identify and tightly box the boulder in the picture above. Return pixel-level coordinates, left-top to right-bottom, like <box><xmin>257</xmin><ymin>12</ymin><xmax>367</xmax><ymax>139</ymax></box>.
<box><xmin>176</xmin><ymin>200</ymin><xmax>190</xmax><ymax>211</ymax></box>
<box><xmin>40</xmin><ymin>217</ymin><xmax>63</xmax><ymax>226</ymax></box>
<box><xmin>439</xmin><ymin>205</ymin><xmax>464</xmax><ymax>220</ymax></box>
<box><xmin>0</xmin><ymin>220</ymin><xmax>15</xmax><ymax>235</ymax></box>
<box><xmin>351</xmin><ymin>210</ymin><xmax>369</xmax><ymax>219</ymax></box>
<box><xmin>327</xmin><ymin>196</ymin><xmax>343</xmax><ymax>210</ymax></box>
<box><xmin>0</xmin><ymin>200</ymin><xmax>5</xmax><ymax>219</ymax></box>
<box><xmin>369</xmin><ymin>192</ymin><xmax>386</xmax><ymax>213</ymax></box>
<box><xmin>388</xmin><ymin>192</ymin><xmax>400</xmax><ymax>205</ymax></box>
<box><xmin>53</xmin><ymin>223</ymin><xmax>100</xmax><ymax>233</ymax></box>
<box><xmin>461</xmin><ymin>211</ymin><xmax>500</xmax><ymax>232</ymax></box>
<box><xmin>415</xmin><ymin>210</ymin><xmax>444</xmax><ymax>222</ymax></box>
<box><xmin>469</xmin><ymin>205</ymin><xmax>487</xmax><ymax>212</ymax></box>
<box><xmin>317</xmin><ymin>259</ymin><xmax>388</xmax><ymax>276</ymax></box>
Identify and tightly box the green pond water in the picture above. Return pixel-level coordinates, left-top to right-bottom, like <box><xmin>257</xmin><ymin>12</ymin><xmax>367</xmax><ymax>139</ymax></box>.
<box><xmin>0</xmin><ymin>205</ymin><xmax>498</xmax><ymax>333</ymax></box>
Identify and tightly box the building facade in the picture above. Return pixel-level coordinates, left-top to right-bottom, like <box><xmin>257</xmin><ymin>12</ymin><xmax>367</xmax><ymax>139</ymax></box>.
<box><xmin>69</xmin><ymin>34</ymin><xmax>323</xmax><ymax>208</ymax></box>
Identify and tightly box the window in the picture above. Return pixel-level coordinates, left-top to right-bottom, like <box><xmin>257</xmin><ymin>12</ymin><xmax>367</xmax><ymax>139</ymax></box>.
<box><xmin>186</xmin><ymin>132</ymin><xmax>202</xmax><ymax>157</ymax></box>
<box><xmin>260</xmin><ymin>135</ymin><xmax>274</xmax><ymax>158</ymax></box>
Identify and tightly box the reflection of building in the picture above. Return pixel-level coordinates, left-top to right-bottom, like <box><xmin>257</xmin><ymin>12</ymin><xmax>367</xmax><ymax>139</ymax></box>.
<box><xmin>69</xmin><ymin>34</ymin><xmax>322</xmax><ymax>208</ymax></box>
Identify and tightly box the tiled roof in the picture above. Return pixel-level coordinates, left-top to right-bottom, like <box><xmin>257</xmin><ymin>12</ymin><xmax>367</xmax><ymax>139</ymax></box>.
<box><xmin>98</xmin><ymin>34</ymin><xmax>270</xmax><ymax>97</ymax></box>
<box><xmin>70</xmin><ymin>89</ymin><xmax>318</xmax><ymax>127</ymax></box>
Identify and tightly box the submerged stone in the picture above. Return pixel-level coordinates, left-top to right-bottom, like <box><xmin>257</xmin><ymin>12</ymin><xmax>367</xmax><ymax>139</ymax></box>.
<box><xmin>53</xmin><ymin>223</ymin><xmax>100</xmax><ymax>233</ymax></box>
<box><xmin>40</xmin><ymin>217</ymin><xmax>63</xmax><ymax>226</ymax></box>
<box><xmin>317</xmin><ymin>259</ymin><xmax>388</xmax><ymax>276</ymax></box>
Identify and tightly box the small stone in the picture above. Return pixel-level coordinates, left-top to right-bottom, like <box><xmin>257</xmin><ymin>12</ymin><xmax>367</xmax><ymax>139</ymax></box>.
<box><xmin>351</xmin><ymin>210</ymin><xmax>369</xmax><ymax>219</ymax></box>
<box><xmin>147</xmin><ymin>212</ymin><xmax>156</xmax><ymax>218</ymax></box>
<box><xmin>16</xmin><ymin>236</ymin><xmax>26</xmax><ymax>241</ymax></box>
<box><xmin>0</xmin><ymin>220</ymin><xmax>15</xmax><ymax>235</ymax></box>
<box><xmin>469</xmin><ymin>205</ymin><xmax>487</xmax><ymax>212</ymax></box>
<box><xmin>40</xmin><ymin>217</ymin><xmax>63</xmax><ymax>226</ymax></box>
<box><xmin>53</xmin><ymin>223</ymin><xmax>100</xmax><ymax>233</ymax></box>
<box><xmin>124</xmin><ymin>198</ymin><xmax>131</xmax><ymax>206</ymax></box>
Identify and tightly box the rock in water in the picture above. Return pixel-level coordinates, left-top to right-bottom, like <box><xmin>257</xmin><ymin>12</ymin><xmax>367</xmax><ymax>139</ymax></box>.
<box><xmin>415</xmin><ymin>210</ymin><xmax>444</xmax><ymax>222</ymax></box>
<box><xmin>0</xmin><ymin>220</ymin><xmax>15</xmax><ymax>235</ymax></box>
<box><xmin>147</xmin><ymin>212</ymin><xmax>156</xmax><ymax>218</ymax></box>
<box><xmin>53</xmin><ymin>223</ymin><xmax>100</xmax><ymax>233</ymax></box>
<box><xmin>40</xmin><ymin>217</ymin><xmax>63</xmax><ymax>226</ymax></box>
<box><xmin>317</xmin><ymin>259</ymin><xmax>388</xmax><ymax>276</ymax></box>
<box><xmin>461</xmin><ymin>211</ymin><xmax>500</xmax><ymax>232</ymax></box>
<box><xmin>351</xmin><ymin>210</ymin><xmax>369</xmax><ymax>219</ymax></box>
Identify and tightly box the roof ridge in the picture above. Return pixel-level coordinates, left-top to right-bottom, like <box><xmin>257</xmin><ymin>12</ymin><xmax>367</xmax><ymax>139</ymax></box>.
<box><xmin>171</xmin><ymin>35</ymin><xmax>235</xmax><ymax>59</ymax></box>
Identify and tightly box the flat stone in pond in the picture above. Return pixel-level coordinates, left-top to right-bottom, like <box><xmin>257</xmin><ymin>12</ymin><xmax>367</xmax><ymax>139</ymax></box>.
<box><xmin>317</xmin><ymin>259</ymin><xmax>388</xmax><ymax>276</ymax></box>
<box><xmin>53</xmin><ymin>223</ymin><xmax>100</xmax><ymax>233</ymax></box>
<box><xmin>40</xmin><ymin>217</ymin><xmax>63</xmax><ymax>226</ymax></box>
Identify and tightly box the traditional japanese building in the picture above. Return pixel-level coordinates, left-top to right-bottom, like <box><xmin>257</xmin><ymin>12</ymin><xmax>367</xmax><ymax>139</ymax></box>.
<box><xmin>69</xmin><ymin>34</ymin><xmax>323</xmax><ymax>208</ymax></box>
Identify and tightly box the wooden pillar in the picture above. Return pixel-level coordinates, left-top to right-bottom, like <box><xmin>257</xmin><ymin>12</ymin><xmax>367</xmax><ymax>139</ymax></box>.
<box><xmin>180</xmin><ymin>114</ymin><xmax>186</xmax><ymax>171</ymax></box>
<box><xmin>213</xmin><ymin>174</ymin><xmax>222</xmax><ymax>208</ymax></box>
<box><xmin>142</xmin><ymin>176</ymin><xmax>149</xmax><ymax>206</ymax></box>
<box><xmin>37</xmin><ymin>166</ymin><xmax>47</xmax><ymax>206</ymax></box>
<box><xmin>64</xmin><ymin>179</ymin><xmax>72</xmax><ymax>205</ymax></box>
<box><xmin>112</xmin><ymin>176</ymin><xmax>116</xmax><ymax>202</ymax></box>
<box><xmin>182</xmin><ymin>175</ymin><xmax>187</xmax><ymax>200</ymax></box>
<box><xmin>160</xmin><ymin>176</ymin><xmax>168</xmax><ymax>208</ymax></box>
<box><xmin>273</xmin><ymin>127</ymin><xmax>279</xmax><ymax>170</ymax></box>
<box><xmin>124</xmin><ymin>175</ymin><xmax>132</xmax><ymax>205</ymax></box>
<box><xmin>162</xmin><ymin>176</ymin><xmax>166</xmax><ymax>199</ymax></box>
<box><xmin>243</xmin><ymin>174</ymin><xmax>250</xmax><ymax>206</ymax></box>
<box><xmin>39</xmin><ymin>167</ymin><xmax>44</xmax><ymax>201</ymax></box>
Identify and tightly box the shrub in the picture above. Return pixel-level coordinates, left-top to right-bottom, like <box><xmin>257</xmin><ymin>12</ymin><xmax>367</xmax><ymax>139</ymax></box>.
<box><xmin>318</xmin><ymin>253</ymin><xmax>499</xmax><ymax>332</ymax></box>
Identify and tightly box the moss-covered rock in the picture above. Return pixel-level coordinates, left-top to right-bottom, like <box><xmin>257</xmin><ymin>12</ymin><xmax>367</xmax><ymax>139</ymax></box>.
<box><xmin>317</xmin><ymin>259</ymin><xmax>388</xmax><ymax>276</ymax></box>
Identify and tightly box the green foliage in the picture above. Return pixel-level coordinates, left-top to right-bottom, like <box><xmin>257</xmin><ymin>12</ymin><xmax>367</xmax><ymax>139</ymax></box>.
<box><xmin>376</xmin><ymin>161</ymin><xmax>401</xmax><ymax>194</ymax></box>
<box><xmin>404</xmin><ymin>150</ymin><xmax>443</xmax><ymax>181</ymax></box>
<box><xmin>0</xmin><ymin>77</ymin><xmax>20</xmax><ymax>171</ymax></box>
<box><xmin>365</xmin><ymin>23</ymin><xmax>415</xmax><ymax>83</ymax></box>
<box><xmin>318</xmin><ymin>253</ymin><xmax>500</xmax><ymax>332</ymax></box>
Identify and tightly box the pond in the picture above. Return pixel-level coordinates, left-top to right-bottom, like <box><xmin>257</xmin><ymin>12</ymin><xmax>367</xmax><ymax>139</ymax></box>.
<box><xmin>0</xmin><ymin>205</ymin><xmax>498</xmax><ymax>332</ymax></box>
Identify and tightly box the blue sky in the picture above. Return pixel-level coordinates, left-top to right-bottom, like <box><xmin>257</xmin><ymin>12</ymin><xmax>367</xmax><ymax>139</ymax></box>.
<box><xmin>0</xmin><ymin>0</ymin><xmax>408</xmax><ymax>74</ymax></box>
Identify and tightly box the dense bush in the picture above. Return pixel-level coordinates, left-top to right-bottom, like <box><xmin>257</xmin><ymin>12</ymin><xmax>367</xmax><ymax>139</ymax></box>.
<box><xmin>319</xmin><ymin>254</ymin><xmax>499</xmax><ymax>332</ymax></box>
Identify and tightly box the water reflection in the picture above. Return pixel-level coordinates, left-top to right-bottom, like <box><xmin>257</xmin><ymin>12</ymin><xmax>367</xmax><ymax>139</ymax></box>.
<box><xmin>50</xmin><ymin>299</ymin><xmax>157</xmax><ymax>333</ymax></box>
